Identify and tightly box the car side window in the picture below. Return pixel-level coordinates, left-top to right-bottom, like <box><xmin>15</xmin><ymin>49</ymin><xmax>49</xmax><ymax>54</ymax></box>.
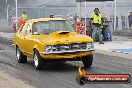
<box><xmin>21</xmin><ymin>23</ymin><xmax>28</xmax><ymax>35</ymax></box>
<box><xmin>32</xmin><ymin>23</ymin><xmax>38</xmax><ymax>34</ymax></box>
<box><xmin>26</xmin><ymin>23</ymin><xmax>32</xmax><ymax>35</ymax></box>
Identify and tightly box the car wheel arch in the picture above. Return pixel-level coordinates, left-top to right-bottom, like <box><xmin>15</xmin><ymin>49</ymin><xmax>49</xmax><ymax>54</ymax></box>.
<box><xmin>15</xmin><ymin>44</ymin><xmax>19</xmax><ymax>48</ymax></box>
<box><xmin>33</xmin><ymin>45</ymin><xmax>40</xmax><ymax>53</ymax></box>
<box><xmin>33</xmin><ymin>48</ymin><xmax>37</xmax><ymax>52</ymax></box>
<box><xmin>34</xmin><ymin>45</ymin><xmax>38</xmax><ymax>49</ymax></box>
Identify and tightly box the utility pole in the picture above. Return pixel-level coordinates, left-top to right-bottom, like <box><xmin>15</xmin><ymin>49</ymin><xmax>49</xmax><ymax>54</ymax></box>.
<box><xmin>114</xmin><ymin>0</ymin><xmax>117</xmax><ymax>31</ymax></box>
<box><xmin>6</xmin><ymin>0</ymin><xmax>9</xmax><ymax>22</ymax></box>
<box><xmin>15</xmin><ymin>0</ymin><xmax>18</xmax><ymax>30</ymax></box>
<box><xmin>84</xmin><ymin>0</ymin><xmax>87</xmax><ymax>35</ymax></box>
<box><xmin>45</xmin><ymin>0</ymin><xmax>47</xmax><ymax>17</ymax></box>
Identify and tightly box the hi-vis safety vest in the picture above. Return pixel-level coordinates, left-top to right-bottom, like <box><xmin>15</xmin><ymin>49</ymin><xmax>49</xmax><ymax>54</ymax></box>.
<box><xmin>92</xmin><ymin>13</ymin><xmax>101</xmax><ymax>24</ymax></box>
<box><xmin>21</xmin><ymin>14</ymin><xmax>27</xmax><ymax>20</ymax></box>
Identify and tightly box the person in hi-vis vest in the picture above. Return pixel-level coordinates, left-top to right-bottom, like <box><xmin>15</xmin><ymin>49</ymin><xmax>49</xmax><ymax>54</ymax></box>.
<box><xmin>19</xmin><ymin>10</ymin><xmax>28</xmax><ymax>27</ymax></box>
<box><xmin>92</xmin><ymin>8</ymin><xmax>104</xmax><ymax>44</ymax></box>
<box><xmin>21</xmin><ymin>10</ymin><xmax>27</xmax><ymax>20</ymax></box>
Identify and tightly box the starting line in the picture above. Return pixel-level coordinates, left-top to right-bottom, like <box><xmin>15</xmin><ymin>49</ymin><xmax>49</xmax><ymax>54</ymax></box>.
<box><xmin>111</xmin><ymin>48</ymin><xmax>132</xmax><ymax>55</ymax></box>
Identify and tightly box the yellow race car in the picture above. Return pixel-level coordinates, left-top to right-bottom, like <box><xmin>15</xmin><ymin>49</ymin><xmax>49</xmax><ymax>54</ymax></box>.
<box><xmin>13</xmin><ymin>18</ymin><xmax>94</xmax><ymax>70</ymax></box>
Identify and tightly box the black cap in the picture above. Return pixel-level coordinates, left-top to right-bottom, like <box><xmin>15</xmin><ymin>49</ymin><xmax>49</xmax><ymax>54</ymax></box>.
<box><xmin>95</xmin><ymin>8</ymin><xmax>99</xmax><ymax>11</ymax></box>
<box><xmin>50</xmin><ymin>14</ymin><xmax>54</xmax><ymax>18</ymax></box>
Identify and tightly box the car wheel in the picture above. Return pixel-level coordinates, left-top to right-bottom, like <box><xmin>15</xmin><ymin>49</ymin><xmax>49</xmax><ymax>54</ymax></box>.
<box><xmin>33</xmin><ymin>50</ymin><xmax>43</xmax><ymax>70</ymax></box>
<box><xmin>82</xmin><ymin>55</ymin><xmax>93</xmax><ymax>68</ymax></box>
<box><xmin>16</xmin><ymin>47</ymin><xmax>27</xmax><ymax>63</ymax></box>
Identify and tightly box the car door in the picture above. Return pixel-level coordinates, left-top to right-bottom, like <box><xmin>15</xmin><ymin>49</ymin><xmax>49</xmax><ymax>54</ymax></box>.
<box><xmin>18</xmin><ymin>23</ymin><xmax>28</xmax><ymax>53</ymax></box>
<box><xmin>24</xmin><ymin>23</ymin><xmax>34</xmax><ymax>56</ymax></box>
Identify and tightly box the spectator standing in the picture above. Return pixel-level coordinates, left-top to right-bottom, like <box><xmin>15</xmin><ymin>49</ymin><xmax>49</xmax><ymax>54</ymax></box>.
<box><xmin>21</xmin><ymin>10</ymin><xmax>28</xmax><ymax>20</ymax></box>
<box><xmin>116</xmin><ymin>16</ymin><xmax>119</xmax><ymax>30</ymax></box>
<box><xmin>91</xmin><ymin>8</ymin><xmax>104</xmax><ymax>44</ymax></box>
<box><xmin>128</xmin><ymin>12</ymin><xmax>132</xmax><ymax>30</ymax></box>
<box><xmin>121</xmin><ymin>16</ymin><xmax>126</xmax><ymax>29</ymax></box>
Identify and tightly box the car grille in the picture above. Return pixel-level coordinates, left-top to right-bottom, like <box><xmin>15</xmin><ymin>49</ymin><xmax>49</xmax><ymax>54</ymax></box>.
<box><xmin>52</xmin><ymin>43</ymin><xmax>87</xmax><ymax>52</ymax></box>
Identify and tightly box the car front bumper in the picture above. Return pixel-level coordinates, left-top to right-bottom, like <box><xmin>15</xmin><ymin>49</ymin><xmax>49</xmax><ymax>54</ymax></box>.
<box><xmin>41</xmin><ymin>49</ymin><xmax>95</xmax><ymax>55</ymax></box>
<box><xmin>40</xmin><ymin>49</ymin><xmax>95</xmax><ymax>60</ymax></box>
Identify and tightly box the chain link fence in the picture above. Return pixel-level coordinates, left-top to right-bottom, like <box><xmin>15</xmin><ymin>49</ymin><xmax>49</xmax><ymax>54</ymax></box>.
<box><xmin>3</xmin><ymin>4</ymin><xmax>132</xmax><ymax>31</ymax></box>
<box><xmin>9</xmin><ymin>6</ymin><xmax>77</xmax><ymax>19</ymax></box>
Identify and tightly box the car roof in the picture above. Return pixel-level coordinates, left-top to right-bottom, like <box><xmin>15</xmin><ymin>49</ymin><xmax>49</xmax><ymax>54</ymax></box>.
<box><xmin>27</xmin><ymin>18</ymin><xmax>67</xmax><ymax>23</ymax></box>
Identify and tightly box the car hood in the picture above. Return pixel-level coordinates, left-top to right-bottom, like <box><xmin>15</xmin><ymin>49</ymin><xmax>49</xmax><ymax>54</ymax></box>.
<box><xmin>35</xmin><ymin>31</ymin><xmax>93</xmax><ymax>45</ymax></box>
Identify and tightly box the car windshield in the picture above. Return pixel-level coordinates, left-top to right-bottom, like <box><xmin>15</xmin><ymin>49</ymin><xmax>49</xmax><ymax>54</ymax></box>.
<box><xmin>33</xmin><ymin>20</ymin><xmax>74</xmax><ymax>34</ymax></box>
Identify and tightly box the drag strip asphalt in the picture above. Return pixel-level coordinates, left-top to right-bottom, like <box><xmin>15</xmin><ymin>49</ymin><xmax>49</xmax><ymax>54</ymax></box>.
<box><xmin>0</xmin><ymin>36</ymin><xmax>132</xmax><ymax>88</ymax></box>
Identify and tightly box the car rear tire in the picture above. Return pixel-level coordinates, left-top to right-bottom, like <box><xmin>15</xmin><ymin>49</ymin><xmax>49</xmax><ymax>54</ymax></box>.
<box><xmin>16</xmin><ymin>47</ymin><xmax>27</xmax><ymax>63</ymax></box>
<box><xmin>33</xmin><ymin>50</ymin><xmax>43</xmax><ymax>70</ymax></box>
<box><xmin>82</xmin><ymin>55</ymin><xmax>93</xmax><ymax>68</ymax></box>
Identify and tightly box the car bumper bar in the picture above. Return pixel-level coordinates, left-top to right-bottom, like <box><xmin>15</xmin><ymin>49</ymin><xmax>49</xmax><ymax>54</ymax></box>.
<box><xmin>41</xmin><ymin>49</ymin><xmax>95</xmax><ymax>55</ymax></box>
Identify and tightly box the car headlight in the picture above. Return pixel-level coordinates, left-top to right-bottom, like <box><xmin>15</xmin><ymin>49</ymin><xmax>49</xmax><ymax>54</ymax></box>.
<box><xmin>45</xmin><ymin>45</ymin><xmax>53</xmax><ymax>52</ymax></box>
<box><xmin>86</xmin><ymin>43</ymin><xmax>94</xmax><ymax>49</ymax></box>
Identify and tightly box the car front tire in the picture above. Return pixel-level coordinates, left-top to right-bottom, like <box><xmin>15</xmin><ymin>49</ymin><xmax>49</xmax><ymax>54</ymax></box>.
<box><xmin>82</xmin><ymin>55</ymin><xmax>93</xmax><ymax>68</ymax></box>
<box><xmin>16</xmin><ymin>47</ymin><xmax>27</xmax><ymax>63</ymax></box>
<box><xmin>33</xmin><ymin>50</ymin><xmax>43</xmax><ymax>70</ymax></box>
